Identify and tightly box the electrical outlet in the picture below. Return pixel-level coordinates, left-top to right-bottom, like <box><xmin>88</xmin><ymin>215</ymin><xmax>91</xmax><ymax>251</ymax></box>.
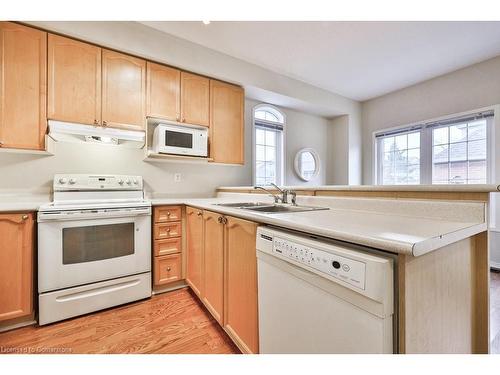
<box><xmin>174</xmin><ymin>173</ymin><xmax>182</xmax><ymax>183</ymax></box>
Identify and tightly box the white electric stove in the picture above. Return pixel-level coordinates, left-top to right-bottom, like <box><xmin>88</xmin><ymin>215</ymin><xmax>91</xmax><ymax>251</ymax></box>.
<box><xmin>37</xmin><ymin>174</ymin><xmax>152</xmax><ymax>325</ymax></box>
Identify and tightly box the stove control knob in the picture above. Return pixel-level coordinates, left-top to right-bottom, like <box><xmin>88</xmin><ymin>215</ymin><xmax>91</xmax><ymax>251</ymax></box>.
<box><xmin>118</xmin><ymin>179</ymin><xmax>124</xmax><ymax>185</ymax></box>
<box><xmin>126</xmin><ymin>179</ymin><xmax>132</xmax><ymax>185</ymax></box>
<box><xmin>58</xmin><ymin>178</ymin><xmax>68</xmax><ymax>185</ymax></box>
<box><xmin>69</xmin><ymin>178</ymin><xmax>76</xmax><ymax>185</ymax></box>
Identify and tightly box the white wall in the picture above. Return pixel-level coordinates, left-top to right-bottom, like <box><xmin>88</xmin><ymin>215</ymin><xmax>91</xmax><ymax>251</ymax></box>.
<box><xmin>0</xmin><ymin>98</ymin><xmax>332</xmax><ymax>196</ymax></box>
<box><xmin>361</xmin><ymin>54</ymin><xmax>500</xmax><ymax>267</ymax></box>
<box><xmin>245</xmin><ymin>99</ymin><xmax>330</xmax><ymax>186</ymax></box>
<box><xmin>362</xmin><ymin>54</ymin><xmax>500</xmax><ymax>185</ymax></box>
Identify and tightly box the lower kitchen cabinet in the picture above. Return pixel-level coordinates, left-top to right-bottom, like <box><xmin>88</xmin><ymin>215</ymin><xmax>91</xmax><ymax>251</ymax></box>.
<box><xmin>185</xmin><ymin>208</ymin><xmax>259</xmax><ymax>353</ymax></box>
<box><xmin>186</xmin><ymin>206</ymin><xmax>204</xmax><ymax>297</ymax></box>
<box><xmin>154</xmin><ymin>254</ymin><xmax>181</xmax><ymax>285</ymax></box>
<box><xmin>0</xmin><ymin>213</ymin><xmax>35</xmax><ymax>322</ymax></box>
<box><xmin>223</xmin><ymin>216</ymin><xmax>259</xmax><ymax>354</ymax></box>
<box><xmin>202</xmin><ymin>210</ymin><xmax>225</xmax><ymax>324</ymax></box>
<box><xmin>152</xmin><ymin>205</ymin><xmax>183</xmax><ymax>289</ymax></box>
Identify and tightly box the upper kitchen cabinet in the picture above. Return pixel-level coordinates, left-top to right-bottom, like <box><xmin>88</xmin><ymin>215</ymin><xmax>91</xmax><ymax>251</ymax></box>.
<box><xmin>0</xmin><ymin>213</ymin><xmax>34</xmax><ymax>322</ymax></box>
<box><xmin>209</xmin><ymin>80</ymin><xmax>244</xmax><ymax>164</ymax></box>
<box><xmin>0</xmin><ymin>22</ymin><xmax>46</xmax><ymax>151</ymax></box>
<box><xmin>146</xmin><ymin>62</ymin><xmax>181</xmax><ymax>121</ymax></box>
<box><xmin>180</xmin><ymin>72</ymin><xmax>210</xmax><ymax>127</ymax></box>
<box><xmin>102</xmin><ymin>49</ymin><xmax>146</xmax><ymax>131</ymax></box>
<box><xmin>48</xmin><ymin>34</ymin><xmax>102</xmax><ymax>126</ymax></box>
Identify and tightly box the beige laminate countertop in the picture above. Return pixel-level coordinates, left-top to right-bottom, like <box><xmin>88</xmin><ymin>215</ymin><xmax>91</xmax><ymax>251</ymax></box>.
<box><xmin>0</xmin><ymin>193</ymin><xmax>486</xmax><ymax>257</ymax></box>
<box><xmin>150</xmin><ymin>197</ymin><xmax>486</xmax><ymax>256</ymax></box>
<box><xmin>217</xmin><ymin>184</ymin><xmax>500</xmax><ymax>192</ymax></box>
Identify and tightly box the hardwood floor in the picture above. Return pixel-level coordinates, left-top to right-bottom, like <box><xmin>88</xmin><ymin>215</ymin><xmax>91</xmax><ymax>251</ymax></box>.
<box><xmin>491</xmin><ymin>270</ymin><xmax>500</xmax><ymax>354</ymax></box>
<box><xmin>0</xmin><ymin>288</ymin><xmax>239</xmax><ymax>354</ymax></box>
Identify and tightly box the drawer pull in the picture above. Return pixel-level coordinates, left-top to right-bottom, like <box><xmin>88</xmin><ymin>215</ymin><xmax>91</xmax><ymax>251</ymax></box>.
<box><xmin>167</xmin><ymin>267</ymin><xmax>171</xmax><ymax>272</ymax></box>
<box><xmin>166</xmin><ymin>228</ymin><xmax>170</xmax><ymax>232</ymax></box>
<box><xmin>22</xmin><ymin>214</ymin><xmax>28</xmax><ymax>220</ymax></box>
<box><xmin>166</xmin><ymin>211</ymin><xmax>171</xmax><ymax>216</ymax></box>
<box><xmin>197</xmin><ymin>211</ymin><xmax>202</xmax><ymax>216</ymax></box>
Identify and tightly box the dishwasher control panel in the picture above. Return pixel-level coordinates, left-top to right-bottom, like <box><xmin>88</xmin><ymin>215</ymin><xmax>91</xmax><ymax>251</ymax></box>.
<box><xmin>272</xmin><ymin>236</ymin><xmax>366</xmax><ymax>290</ymax></box>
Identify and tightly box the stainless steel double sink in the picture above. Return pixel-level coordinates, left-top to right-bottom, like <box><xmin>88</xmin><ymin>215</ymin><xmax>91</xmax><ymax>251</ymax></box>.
<box><xmin>215</xmin><ymin>202</ymin><xmax>329</xmax><ymax>214</ymax></box>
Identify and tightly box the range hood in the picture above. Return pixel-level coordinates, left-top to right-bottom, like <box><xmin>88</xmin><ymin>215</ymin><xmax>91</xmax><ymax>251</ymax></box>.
<box><xmin>48</xmin><ymin>120</ymin><xmax>145</xmax><ymax>148</ymax></box>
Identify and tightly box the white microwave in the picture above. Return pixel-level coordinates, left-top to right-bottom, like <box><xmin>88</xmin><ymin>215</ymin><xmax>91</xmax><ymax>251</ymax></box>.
<box><xmin>152</xmin><ymin>122</ymin><xmax>208</xmax><ymax>157</ymax></box>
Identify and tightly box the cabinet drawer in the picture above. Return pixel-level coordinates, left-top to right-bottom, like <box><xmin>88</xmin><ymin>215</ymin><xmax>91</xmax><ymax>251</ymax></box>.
<box><xmin>154</xmin><ymin>206</ymin><xmax>182</xmax><ymax>223</ymax></box>
<box><xmin>154</xmin><ymin>222</ymin><xmax>182</xmax><ymax>239</ymax></box>
<box><xmin>154</xmin><ymin>237</ymin><xmax>182</xmax><ymax>257</ymax></box>
<box><xmin>154</xmin><ymin>254</ymin><xmax>181</xmax><ymax>285</ymax></box>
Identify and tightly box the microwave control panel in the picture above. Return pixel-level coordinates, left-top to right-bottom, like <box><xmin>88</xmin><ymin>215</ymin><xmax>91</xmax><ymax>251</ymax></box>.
<box><xmin>272</xmin><ymin>236</ymin><xmax>366</xmax><ymax>290</ymax></box>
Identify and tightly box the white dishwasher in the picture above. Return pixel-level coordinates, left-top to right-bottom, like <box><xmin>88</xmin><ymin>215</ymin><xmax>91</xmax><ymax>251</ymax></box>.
<box><xmin>256</xmin><ymin>226</ymin><xmax>395</xmax><ymax>354</ymax></box>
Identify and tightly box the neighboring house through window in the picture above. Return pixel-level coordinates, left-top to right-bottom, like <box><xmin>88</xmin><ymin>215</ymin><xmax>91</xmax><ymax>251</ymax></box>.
<box><xmin>253</xmin><ymin>104</ymin><xmax>285</xmax><ymax>186</ymax></box>
<box><xmin>375</xmin><ymin>110</ymin><xmax>493</xmax><ymax>185</ymax></box>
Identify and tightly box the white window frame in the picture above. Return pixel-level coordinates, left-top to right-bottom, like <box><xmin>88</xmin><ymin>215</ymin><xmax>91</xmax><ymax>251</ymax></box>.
<box><xmin>373</xmin><ymin>106</ymin><xmax>497</xmax><ymax>186</ymax></box>
<box><xmin>252</xmin><ymin>104</ymin><xmax>286</xmax><ymax>186</ymax></box>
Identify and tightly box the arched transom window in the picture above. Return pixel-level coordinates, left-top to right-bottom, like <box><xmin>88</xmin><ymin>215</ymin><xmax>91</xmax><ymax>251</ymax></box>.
<box><xmin>253</xmin><ymin>104</ymin><xmax>285</xmax><ymax>186</ymax></box>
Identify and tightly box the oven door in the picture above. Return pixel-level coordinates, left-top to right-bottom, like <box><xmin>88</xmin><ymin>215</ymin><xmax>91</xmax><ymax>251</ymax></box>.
<box><xmin>38</xmin><ymin>209</ymin><xmax>151</xmax><ymax>293</ymax></box>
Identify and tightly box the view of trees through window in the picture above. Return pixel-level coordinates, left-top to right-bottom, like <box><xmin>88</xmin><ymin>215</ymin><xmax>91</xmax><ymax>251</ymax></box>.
<box><xmin>377</xmin><ymin>114</ymin><xmax>490</xmax><ymax>185</ymax></box>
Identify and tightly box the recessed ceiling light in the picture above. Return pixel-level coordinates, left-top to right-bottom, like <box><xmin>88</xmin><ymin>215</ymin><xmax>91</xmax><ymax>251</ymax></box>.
<box><xmin>202</xmin><ymin>20</ymin><xmax>210</xmax><ymax>25</ymax></box>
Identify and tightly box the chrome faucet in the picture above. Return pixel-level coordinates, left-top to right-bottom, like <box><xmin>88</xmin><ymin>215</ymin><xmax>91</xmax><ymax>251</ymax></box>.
<box><xmin>254</xmin><ymin>183</ymin><xmax>297</xmax><ymax>205</ymax></box>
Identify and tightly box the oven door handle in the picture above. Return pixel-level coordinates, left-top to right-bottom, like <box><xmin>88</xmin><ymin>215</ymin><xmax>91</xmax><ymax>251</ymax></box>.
<box><xmin>38</xmin><ymin>207</ymin><xmax>151</xmax><ymax>222</ymax></box>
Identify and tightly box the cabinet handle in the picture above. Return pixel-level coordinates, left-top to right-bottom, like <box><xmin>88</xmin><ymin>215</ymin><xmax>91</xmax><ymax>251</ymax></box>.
<box><xmin>176</xmin><ymin>115</ymin><xmax>180</xmax><ymax>122</ymax></box>
<box><xmin>181</xmin><ymin>117</ymin><xmax>185</xmax><ymax>123</ymax></box>
<box><xmin>166</xmin><ymin>228</ymin><xmax>170</xmax><ymax>232</ymax></box>
<box><xmin>22</xmin><ymin>215</ymin><xmax>28</xmax><ymax>221</ymax></box>
<box><xmin>166</xmin><ymin>211</ymin><xmax>171</xmax><ymax>216</ymax></box>
<box><xmin>0</xmin><ymin>140</ymin><xmax>3</xmax><ymax>146</ymax></box>
<box><xmin>167</xmin><ymin>267</ymin><xmax>171</xmax><ymax>272</ymax></box>
<box><xmin>93</xmin><ymin>120</ymin><xmax>99</xmax><ymax>126</ymax></box>
<box><xmin>217</xmin><ymin>216</ymin><xmax>223</xmax><ymax>223</ymax></box>
<box><xmin>102</xmin><ymin>121</ymin><xmax>107</xmax><ymax>127</ymax></box>
<box><xmin>197</xmin><ymin>211</ymin><xmax>202</xmax><ymax>216</ymax></box>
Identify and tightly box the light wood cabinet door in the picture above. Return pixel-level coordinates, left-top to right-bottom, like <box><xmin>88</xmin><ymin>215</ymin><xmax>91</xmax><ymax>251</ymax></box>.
<box><xmin>224</xmin><ymin>216</ymin><xmax>259</xmax><ymax>353</ymax></box>
<box><xmin>102</xmin><ymin>49</ymin><xmax>146</xmax><ymax>130</ymax></box>
<box><xmin>0</xmin><ymin>213</ymin><xmax>34</xmax><ymax>321</ymax></box>
<box><xmin>210</xmin><ymin>80</ymin><xmax>244</xmax><ymax>164</ymax></box>
<box><xmin>146</xmin><ymin>62</ymin><xmax>180</xmax><ymax>121</ymax></box>
<box><xmin>48</xmin><ymin>34</ymin><xmax>101</xmax><ymax>126</ymax></box>
<box><xmin>180</xmin><ymin>72</ymin><xmax>210</xmax><ymax>127</ymax></box>
<box><xmin>186</xmin><ymin>206</ymin><xmax>204</xmax><ymax>297</ymax></box>
<box><xmin>0</xmin><ymin>22</ymin><xmax>46</xmax><ymax>150</ymax></box>
<box><xmin>202</xmin><ymin>210</ymin><xmax>225</xmax><ymax>324</ymax></box>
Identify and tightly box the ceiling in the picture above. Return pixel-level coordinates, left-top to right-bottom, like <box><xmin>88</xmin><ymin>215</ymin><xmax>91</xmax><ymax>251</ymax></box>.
<box><xmin>141</xmin><ymin>21</ymin><xmax>500</xmax><ymax>101</ymax></box>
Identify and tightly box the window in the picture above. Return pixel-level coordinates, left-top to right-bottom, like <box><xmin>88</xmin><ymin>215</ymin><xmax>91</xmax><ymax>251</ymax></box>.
<box><xmin>253</xmin><ymin>105</ymin><xmax>285</xmax><ymax>186</ymax></box>
<box><xmin>376</xmin><ymin>111</ymin><xmax>492</xmax><ymax>185</ymax></box>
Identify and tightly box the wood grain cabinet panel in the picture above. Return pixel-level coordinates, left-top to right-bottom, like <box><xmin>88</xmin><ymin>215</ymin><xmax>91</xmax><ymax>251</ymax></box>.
<box><xmin>102</xmin><ymin>49</ymin><xmax>146</xmax><ymax>130</ymax></box>
<box><xmin>154</xmin><ymin>237</ymin><xmax>182</xmax><ymax>257</ymax></box>
<box><xmin>146</xmin><ymin>62</ymin><xmax>180</xmax><ymax>121</ymax></box>
<box><xmin>180</xmin><ymin>72</ymin><xmax>210</xmax><ymax>127</ymax></box>
<box><xmin>48</xmin><ymin>34</ymin><xmax>101</xmax><ymax>126</ymax></box>
<box><xmin>0</xmin><ymin>213</ymin><xmax>34</xmax><ymax>321</ymax></box>
<box><xmin>154</xmin><ymin>205</ymin><xmax>182</xmax><ymax>223</ymax></box>
<box><xmin>209</xmin><ymin>80</ymin><xmax>244</xmax><ymax>164</ymax></box>
<box><xmin>0</xmin><ymin>22</ymin><xmax>46</xmax><ymax>150</ymax></box>
<box><xmin>224</xmin><ymin>216</ymin><xmax>259</xmax><ymax>353</ymax></box>
<box><xmin>154</xmin><ymin>254</ymin><xmax>182</xmax><ymax>285</ymax></box>
<box><xmin>202</xmin><ymin>210</ymin><xmax>225</xmax><ymax>324</ymax></box>
<box><xmin>186</xmin><ymin>206</ymin><xmax>204</xmax><ymax>297</ymax></box>
<box><xmin>154</xmin><ymin>222</ymin><xmax>181</xmax><ymax>240</ymax></box>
